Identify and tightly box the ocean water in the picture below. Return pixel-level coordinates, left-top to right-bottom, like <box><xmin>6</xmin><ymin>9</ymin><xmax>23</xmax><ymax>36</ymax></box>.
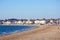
<box><xmin>0</xmin><ymin>25</ymin><xmax>36</xmax><ymax>36</ymax></box>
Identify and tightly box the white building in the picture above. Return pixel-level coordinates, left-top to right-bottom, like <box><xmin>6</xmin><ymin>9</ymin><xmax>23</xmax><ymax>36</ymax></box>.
<box><xmin>17</xmin><ymin>21</ymin><xmax>23</xmax><ymax>24</ymax></box>
<box><xmin>47</xmin><ymin>19</ymin><xmax>55</xmax><ymax>25</ymax></box>
<box><xmin>3</xmin><ymin>21</ymin><xmax>11</xmax><ymax>25</ymax></box>
<box><xmin>34</xmin><ymin>20</ymin><xmax>46</xmax><ymax>25</ymax></box>
<box><xmin>50</xmin><ymin>20</ymin><xmax>54</xmax><ymax>23</ymax></box>
<box><xmin>26</xmin><ymin>20</ymin><xmax>33</xmax><ymax>24</ymax></box>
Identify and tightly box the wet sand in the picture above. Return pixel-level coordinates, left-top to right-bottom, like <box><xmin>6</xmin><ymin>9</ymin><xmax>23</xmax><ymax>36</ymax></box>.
<box><xmin>0</xmin><ymin>25</ymin><xmax>60</xmax><ymax>40</ymax></box>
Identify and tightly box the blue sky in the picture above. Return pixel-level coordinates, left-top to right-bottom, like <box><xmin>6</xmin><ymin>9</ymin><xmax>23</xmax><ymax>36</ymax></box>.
<box><xmin>0</xmin><ymin>0</ymin><xmax>60</xmax><ymax>19</ymax></box>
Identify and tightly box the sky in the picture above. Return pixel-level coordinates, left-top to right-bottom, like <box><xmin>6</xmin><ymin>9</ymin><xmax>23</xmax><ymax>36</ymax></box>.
<box><xmin>0</xmin><ymin>0</ymin><xmax>60</xmax><ymax>19</ymax></box>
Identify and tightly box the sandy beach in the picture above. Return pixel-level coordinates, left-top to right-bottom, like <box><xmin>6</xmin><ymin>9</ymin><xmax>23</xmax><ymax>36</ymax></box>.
<box><xmin>0</xmin><ymin>25</ymin><xmax>60</xmax><ymax>40</ymax></box>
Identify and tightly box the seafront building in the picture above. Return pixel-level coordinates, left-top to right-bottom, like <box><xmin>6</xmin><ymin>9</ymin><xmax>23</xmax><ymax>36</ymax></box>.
<box><xmin>26</xmin><ymin>20</ymin><xmax>33</xmax><ymax>24</ymax></box>
<box><xmin>0</xmin><ymin>18</ymin><xmax>60</xmax><ymax>25</ymax></box>
<box><xmin>34</xmin><ymin>19</ymin><xmax>46</xmax><ymax>25</ymax></box>
<box><xmin>2</xmin><ymin>20</ymin><xmax>11</xmax><ymax>25</ymax></box>
<box><xmin>17</xmin><ymin>21</ymin><xmax>23</xmax><ymax>24</ymax></box>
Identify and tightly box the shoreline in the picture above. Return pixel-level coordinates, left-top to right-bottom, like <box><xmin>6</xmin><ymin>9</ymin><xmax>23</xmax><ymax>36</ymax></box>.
<box><xmin>0</xmin><ymin>24</ymin><xmax>37</xmax><ymax>27</ymax></box>
<box><xmin>0</xmin><ymin>24</ymin><xmax>38</xmax><ymax>36</ymax></box>
<box><xmin>0</xmin><ymin>25</ymin><xmax>46</xmax><ymax>37</ymax></box>
<box><xmin>0</xmin><ymin>25</ymin><xmax>60</xmax><ymax>40</ymax></box>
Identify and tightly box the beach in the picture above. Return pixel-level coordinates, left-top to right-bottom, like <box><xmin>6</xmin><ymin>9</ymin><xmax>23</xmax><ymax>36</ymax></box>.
<box><xmin>0</xmin><ymin>25</ymin><xmax>60</xmax><ymax>40</ymax></box>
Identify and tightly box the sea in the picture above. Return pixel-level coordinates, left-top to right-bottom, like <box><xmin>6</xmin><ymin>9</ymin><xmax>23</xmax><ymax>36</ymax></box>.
<box><xmin>0</xmin><ymin>25</ymin><xmax>36</xmax><ymax>36</ymax></box>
